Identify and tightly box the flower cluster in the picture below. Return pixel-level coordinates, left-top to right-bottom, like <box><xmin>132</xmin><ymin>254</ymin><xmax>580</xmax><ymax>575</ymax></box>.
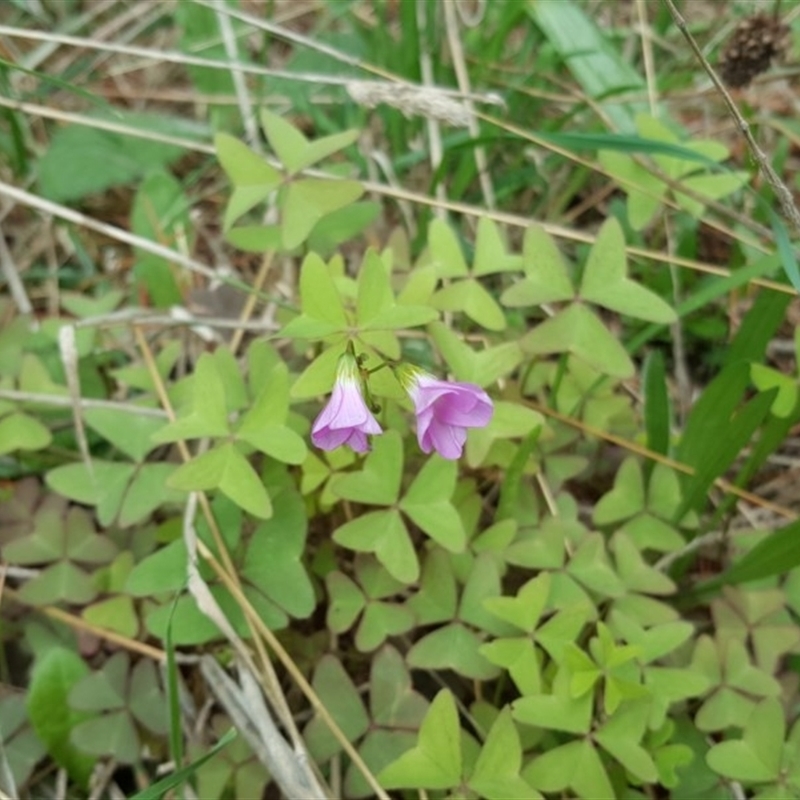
<box><xmin>311</xmin><ymin>353</ymin><xmax>493</xmax><ymax>460</ymax></box>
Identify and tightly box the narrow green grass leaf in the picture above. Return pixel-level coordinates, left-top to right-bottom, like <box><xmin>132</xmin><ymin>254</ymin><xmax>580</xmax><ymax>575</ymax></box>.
<box><xmin>130</xmin><ymin>728</ymin><xmax>237</xmax><ymax>800</ymax></box>
<box><xmin>676</xmin><ymin>362</ymin><xmax>749</xmax><ymax>473</ymax></box>
<box><xmin>723</xmin><ymin>288</ymin><xmax>792</xmax><ymax>368</ymax></box>
<box><xmin>675</xmin><ymin>292</ymin><xmax>788</xmax><ymax>515</ymax></box>
<box><xmin>681</xmin><ymin>255</ymin><xmax>781</xmax><ymax>318</ymax></box>
<box><xmin>536</xmin><ymin>130</ymin><xmax>724</xmax><ymax>165</ymax></box>
<box><xmin>676</xmin><ymin>388</ymin><xmax>775</xmax><ymax>520</ymax></box>
<box><xmin>643</xmin><ymin>351</ymin><xmax>670</xmax><ymax>456</ymax></box>
<box><xmin>165</xmin><ymin>590</ymin><xmax>184</xmax><ymax>792</ymax></box>
<box><xmin>713</xmin><ymin>404</ymin><xmax>800</xmax><ymax>529</ymax></box>
<box><xmin>0</xmin><ymin>56</ymin><xmax>113</xmax><ymax>112</ymax></box>
<box><xmin>770</xmin><ymin>210</ymin><xmax>800</xmax><ymax>293</ymax></box>
<box><xmin>705</xmin><ymin>517</ymin><xmax>800</xmax><ymax>589</ymax></box>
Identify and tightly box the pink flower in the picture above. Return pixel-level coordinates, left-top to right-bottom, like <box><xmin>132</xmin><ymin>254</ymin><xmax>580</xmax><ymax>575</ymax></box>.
<box><xmin>312</xmin><ymin>354</ymin><xmax>382</xmax><ymax>453</ymax></box>
<box><xmin>403</xmin><ymin>369</ymin><xmax>493</xmax><ymax>460</ymax></box>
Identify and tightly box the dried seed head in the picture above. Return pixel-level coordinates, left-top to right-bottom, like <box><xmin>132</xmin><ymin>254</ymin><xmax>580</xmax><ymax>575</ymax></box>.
<box><xmin>718</xmin><ymin>12</ymin><xmax>789</xmax><ymax>88</ymax></box>
<box><xmin>346</xmin><ymin>81</ymin><xmax>473</xmax><ymax>127</ymax></box>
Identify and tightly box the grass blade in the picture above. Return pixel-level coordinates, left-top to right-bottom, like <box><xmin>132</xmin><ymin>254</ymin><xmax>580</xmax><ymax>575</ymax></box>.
<box><xmin>676</xmin><ymin>385</ymin><xmax>775</xmax><ymax>522</ymax></box>
<box><xmin>703</xmin><ymin>517</ymin><xmax>800</xmax><ymax>591</ymax></box>
<box><xmin>770</xmin><ymin>210</ymin><xmax>800</xmax><ymax>294</ymax></box>
<box><xmin>165</xmin><ymin>591</ymin><xmax>184</xmax><ymax>793</ymax></box>
<box><xmin>642</xmin><ymin>350</ymin><xmax>670</xmax><ymax>458</ymax></box>
<box><xmin>130</xmin><ymin>728</ymin><xmax>237</xmax><ymax>800</ymax></box>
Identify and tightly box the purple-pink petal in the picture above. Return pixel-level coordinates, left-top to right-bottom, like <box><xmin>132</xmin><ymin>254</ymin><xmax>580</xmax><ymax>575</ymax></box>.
<box><xmin>311</xmin><ymin>424</ymin><xmax>353</xmax><ymax>451</ymax></box>
<box><xmin>420</xmin><ymin>419</ymin><xmax>467</xmax><ymax>460</ymax></box>
<box><xmin>408</xmin><ymin>373</ymin><xmax>493</xmax><ymax>460</ymax></box>
<box><xmin>342</xmin><ymin>428</ymin><xmax>370</xmax><ymax>453</ymax></box>
<box><xmin>311</xmin><ymin>376</ymin><xmax>381</xmax><ymax>453</ymax></box>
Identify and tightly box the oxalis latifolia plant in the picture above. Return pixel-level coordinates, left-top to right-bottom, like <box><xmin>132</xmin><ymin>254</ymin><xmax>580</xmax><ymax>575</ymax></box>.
<box><xmin>6</xmin><ymin>6</ymin><xmax>800</xmax><ymax>798</ymax></box>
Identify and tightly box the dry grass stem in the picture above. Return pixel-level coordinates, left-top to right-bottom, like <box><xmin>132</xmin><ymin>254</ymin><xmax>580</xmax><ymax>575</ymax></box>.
<box><xmin>443</xmin><ymin>0</ymin><xmax>495</xmax><ymax>207</ymax></box>
<box><xmin>211</xmin><ymin>0</ymin><xmax>261</xmax><ymax>150</ymax></box>
<box><xmin>0</xmin><ymin>389</ymin><xmax>168</xmax><ymax>417</ymax></box>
